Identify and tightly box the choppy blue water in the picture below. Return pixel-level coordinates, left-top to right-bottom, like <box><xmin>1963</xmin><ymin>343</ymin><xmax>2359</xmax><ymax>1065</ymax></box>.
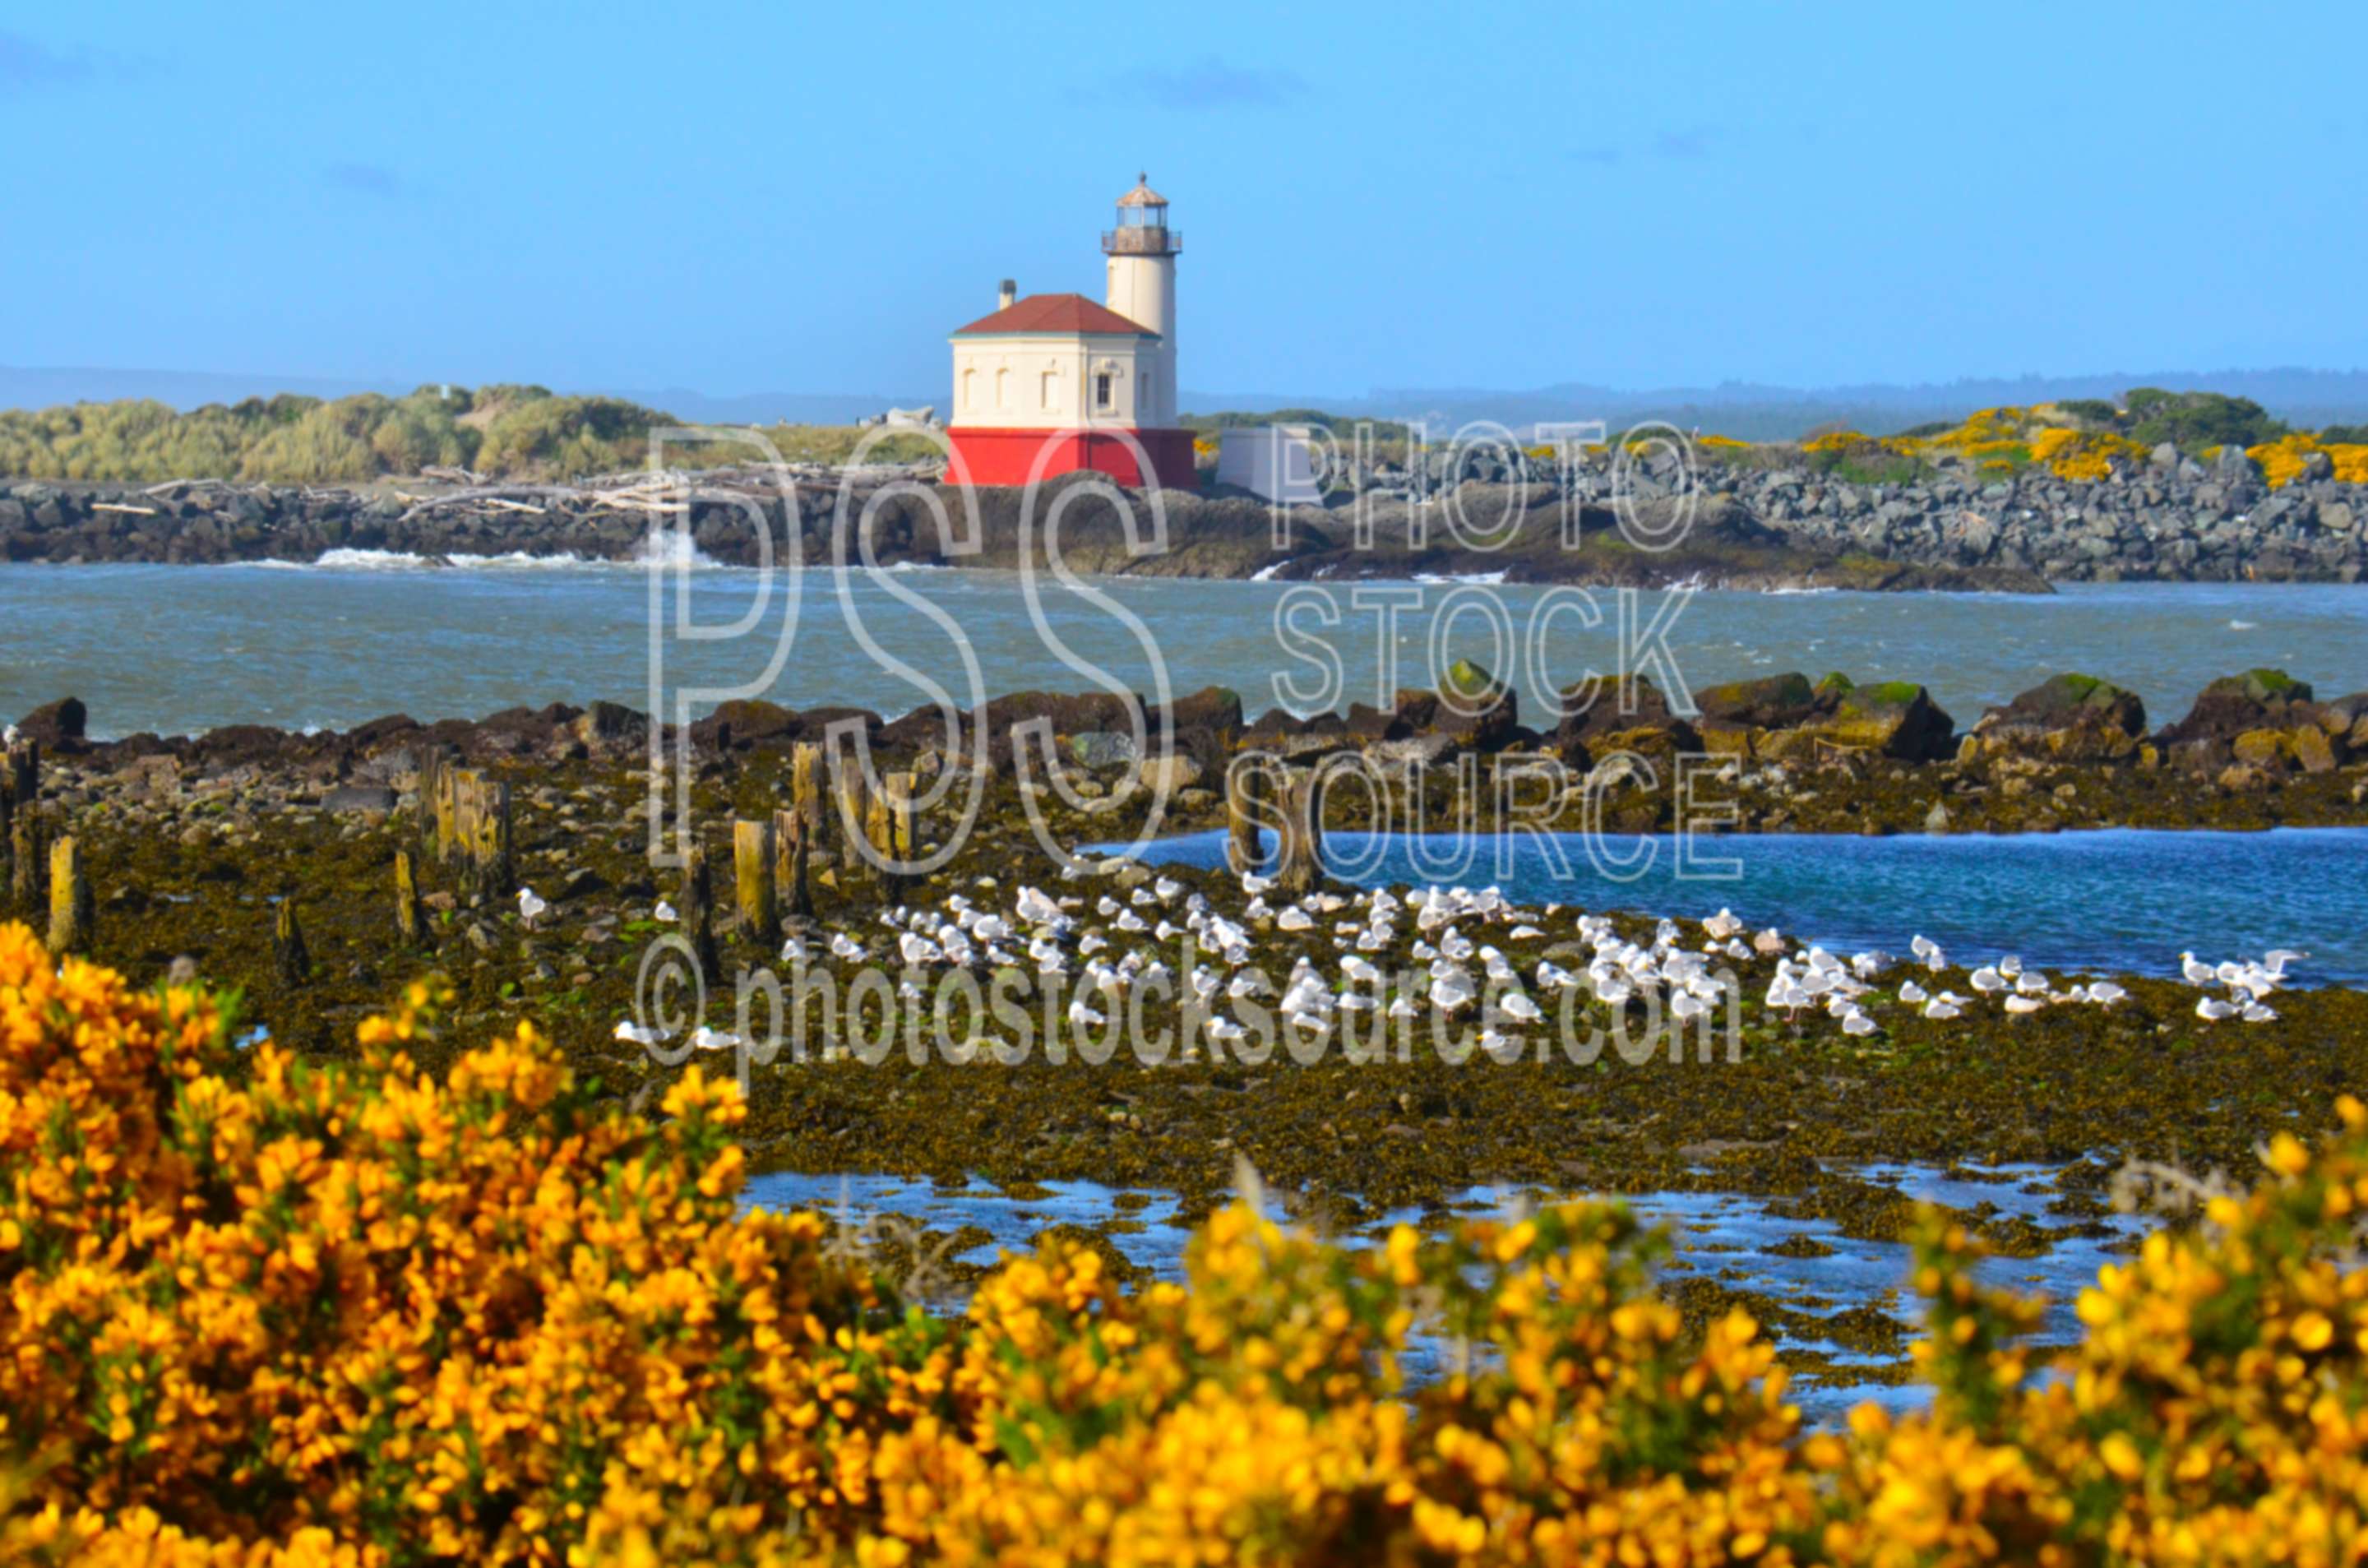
<box><xmin>1</xmin><ymin>561</ymin><xmax>2360</xmax><ymax>738</ymax></box>
<box><xmin>1117</xmin><ymin>826</ymin><xmax>2368</xmax><ymax>984</ymax></box>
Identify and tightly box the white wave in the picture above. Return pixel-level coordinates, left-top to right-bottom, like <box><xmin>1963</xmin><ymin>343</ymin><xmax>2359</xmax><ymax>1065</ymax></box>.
<box><xmin>2228</xmin><ymin>618</ymin><xmax>2258</xmax><ymax>630</ymax></box>
<box><xmin>1249</xmin><ymin>562</ymin><xmax>1284</xmax><ymax>582</ymax></box>
<box><xmin>1411</xmin><ymin>570</ymin><xmax>1510</xmax><ymax>585</ymax></box>
<box><xmin>1764</xmin><ymin>585</ymin><xmax>1835</xmax><ymax>596</ymax></box>
<box><xmin>632</xmin><ymin>532</ymin><xmax>721</xmax><ymax>569</ymax></box>
<box><xmin>253</xmin><ymin>548</ymin><xmax>433</xmax><ymax>571</ymax></box>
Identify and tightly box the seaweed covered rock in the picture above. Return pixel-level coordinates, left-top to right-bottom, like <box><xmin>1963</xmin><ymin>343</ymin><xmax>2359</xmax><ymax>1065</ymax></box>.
<box><xmin>1764</xmin><ymin>676</ymin><xmax>1956</xmax><ymax>762</ymax></box>
<box><xmin>1691</xmin><ymin>672</ymin><xmax>1818</xmax><ymax>760</ymax></box>
<box><xmin>1393</xmin><ymin>658</ymin><xmax>1518</xmax><ymax>750</ymax></box>
<box><xmin>1552</xmin><ymin>673</ymin><xmax>1698</xmax><ymax>763</ymax></box>
<box><xmin>1967</xmin><ymin>673</ymin><xmax>2148</xmax><ymax>764</ymax></box>
<box><xmin>2159</xmin><ymin>669</ymin><xmax>2345</xmax><ymax>774</ymax></box>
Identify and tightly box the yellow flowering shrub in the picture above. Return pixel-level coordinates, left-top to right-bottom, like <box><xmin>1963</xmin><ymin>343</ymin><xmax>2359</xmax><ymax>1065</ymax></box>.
<box><xmin>2245</xmin><ymin>432</ymin><xmax>2368</xmax><ymax>489</ymax></box>
<box><xmin>7</xmin><ymin>922</ymin><xmax>2368</xmax><ymax>1565</ymax></box>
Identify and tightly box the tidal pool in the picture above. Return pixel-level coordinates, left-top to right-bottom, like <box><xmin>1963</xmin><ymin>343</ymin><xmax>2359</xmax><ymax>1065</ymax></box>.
<box><xmin>742</xmin><ymin>1159</ymin><xmax>2148</xmax><ymax>1423</ymax></box>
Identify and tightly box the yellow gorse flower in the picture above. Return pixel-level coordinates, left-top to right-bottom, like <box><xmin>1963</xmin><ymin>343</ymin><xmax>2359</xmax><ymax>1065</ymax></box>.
<box><xmin>3</xmin><ymin>923</ymin><xmax>2368</xmax><ymax>1562</ymax></box>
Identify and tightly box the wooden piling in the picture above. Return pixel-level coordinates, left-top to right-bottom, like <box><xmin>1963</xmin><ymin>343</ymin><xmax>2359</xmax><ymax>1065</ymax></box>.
<box><xmin>733</xmin><ymin>816</ymin><xmax>779</xmax><ymax>947</ymax></box>
<box><xmin>680</xmin><ymin>843</ymin><xmax>719</xmax><ymax>981</ymax></box>
<box><xmin>866</xmin><ymin>771</ymin><xmax>916</xmax><ymax>901</ymax></box>
<box><xmin>447</xmin><ymin>770</ymin><xmax>512</xmax><ymax>898</ymax></box>
<box><xmin>394</xmin><ymin>849</ymin><xmax>428</xmax><ymax>947</ymax></box>
<box><xmin>1223</xmin><ymin>764</ymin><xmax>1265</xmax><ymax>876</ymax></box>
<box><xmin>424</xmin><ymin>750</ymin><xmax>457</xmax><ymax>861</ymax></box>
<box><xmin>830</xmin><ymin>752</ymin><xmax>870</xmax><ymax>867</ymax></box>
<box><xmin>789</xmin><ymin>742</ymin><xmax>831</xmax><ymax>853</ymax></box>
<box><xmin>1274</xmin><ymin>767</ymin><xmax>1329</xmax><ymax>897</ymax></box>
<box><xmin>45</xmin><ymin>835</ymin><xmax>89</xmax><ymax>955</ymax></box>
<box><xmin>5</xmin><ymin>738</ymin><xmax>36</xmax><ymax>814</ymax></box>
<box><xmin>10</xmin><ymin>812</ymin><xmax>40</xmax><ymax>914</ymax></box>
<box><xmin>771</xmin><ymin>807</ymin><xmax>812</xmax><ymax>919</ymax></box>
<box><xmin>275</xmin><ymin>900</ymin><xmax>311</xmax><ymax>986</ymax></box>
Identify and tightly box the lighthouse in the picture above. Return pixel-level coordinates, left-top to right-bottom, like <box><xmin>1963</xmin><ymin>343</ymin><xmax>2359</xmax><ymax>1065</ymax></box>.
<box><xmin>944</xmin><ymin>175</ymin><xmax>1197</xmax><ymax>490</ymax></box>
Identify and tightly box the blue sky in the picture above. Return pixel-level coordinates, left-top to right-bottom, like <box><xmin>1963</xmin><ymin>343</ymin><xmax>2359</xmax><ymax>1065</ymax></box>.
<box><xmin>4</xmin><ymin>0</ymin><xmax>2364</xmax><ymax>399</ymax></box>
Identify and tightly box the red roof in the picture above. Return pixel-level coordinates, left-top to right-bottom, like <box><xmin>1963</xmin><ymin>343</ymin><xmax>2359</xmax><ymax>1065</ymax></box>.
<box><xmin>952</xmin><ymin>293</ymin><xmax>1155</xmax><ymax>338</ymax></box>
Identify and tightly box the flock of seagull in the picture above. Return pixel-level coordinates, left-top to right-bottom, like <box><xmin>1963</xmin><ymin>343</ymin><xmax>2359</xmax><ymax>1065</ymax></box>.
<box><xmin>598</xmin><ymin>860</ymin><xmax>2308</xmax><ymax>1055</ymax></box>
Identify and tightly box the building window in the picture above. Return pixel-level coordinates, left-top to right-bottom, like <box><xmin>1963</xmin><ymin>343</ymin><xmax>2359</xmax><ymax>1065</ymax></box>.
<box><xmin>994</xmin><ymin>366</ymin><xmax>1010</xmax><ymax>410</ymax></box>
<box><xmin>1040</xmin><ymin>368</ymin><xmax>1057</xmax><ymax>409</ymax></box>
<box><xmin>960</xmin><ymin>368</ymin><xmax>976</xmax><ymax>412</ymax></box>
<box><xmin>1095</xmin><ymin>372</ymin><xmax>1113</xmax><ymax>410</ymax></box>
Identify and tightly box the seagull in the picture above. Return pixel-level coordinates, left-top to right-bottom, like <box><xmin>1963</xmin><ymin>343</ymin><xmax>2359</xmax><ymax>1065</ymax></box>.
<box><xmin>2241</xmin><ymin>999</ymin><xmax>2278</xmax><ymax>1023</ymax></box>
<box><xmin>516</xmin><ymin>886</ymin><xmax>547</xmax><ymax>927</ymax></box>
<box><xmin>2084</xmin><ymin>980</ymin><xmax>2127</xmax><ymax>1006</ymax></box>
<box><xmin>654</xmin><ymin>900</ymin><xmax>678</xmax><ymax>923</ymax></box>
<box><xmin>1922</xmin><ymin>997</ymin><xmax>1963</xmax><ymax>1021</ymax></box>
<box><xmin>1840</xmin><ymin>1011</ymin><xmax>1877</xmax><ymax>1037</ymax></box>
<box><xmin>2195</xmin><ymin>996</ymin><xmax>2238</xmax><ymax>1021</ymax></box>
<box><xmin>1154</xmin><ymin>877</ymin><xmax>1184</xmax><ymax>903</ymax></box>
<box><xmin>691</xmin><ymin>1025</ymin><xmax>738</xmax><ymax>1052</ymax></box>
<box><xmin>1899</xmin><ymin>979</ymin><xmax>1929</xmax><ymax>1005</ymax></box>
<box><xmin>2003</xmin><ymin>995</ymin><xmax>2045</xmax><ymax>1015</ymax></box>
<box><xmin>830</xmin><ymin>932</ymin><xmax>866</xmax><ymax>961</ymax></box>
<box><xmin>1498</xmin><ymin>992</ymin><xmax>1542</xmax><ymax>1024</ymax></box>
<box><xmin>613</xmin><ymin>1018</ymin><xmax>663</xmax><ymax>1047</ymax></box>
<box><xmin>1968</xmin><ymin>966</ymin><xmax>2007</xmax><ymax>995</ymax></box>
<box><xmin>2180</xmin><ymin>951</ymin><xmax>2217</xmax><ymax>988</ymax></box>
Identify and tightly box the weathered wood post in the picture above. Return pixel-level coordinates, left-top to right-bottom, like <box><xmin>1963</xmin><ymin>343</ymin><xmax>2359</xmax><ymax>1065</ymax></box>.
<box><xmin>789</xmin><ymin>742</ymin><xmax>831</xmax><ymax>854</ymax></box>
<box><xmin>424</xmin><ymin>750</ymin><xmax>457</xmax><ymax>862</ymax></box>
<box><xmin>733</xmin><ymin>816</ymin><xmax>779</xmax><ymax>948</ymax></box>
<box><xmin>866</xmin><ymin>771</ymin><xmax>917</xmax><ymax>903</ymax></box>
<box><xmin>680</xmin><ymin>842</ymin><xmax>720</xmax><ymax>981</ymax></box>
<box><xmin>394</xmin><ymin>849</ymin><xmax>428</xmax><ymax>947</ymax></box>
<box><xmin>45</xmin><ymin>835</ymin><xmax>89</xmax><ymax>955</ymax></box>
<box><xmin>1223</xmin><ymin>762</ymin><xmax>1265</xmax><ymax>877</ymax></box>
<box><xmin>450</xmin><ymin>770</ymin><xmax>512</xmax><ymax>900</ymax></box>
<box><xmin>771</xmin><ymin>807</ymin><xmax>812</xmax><ymax>919</ymax></box>
<box><xmin>830</xmin><ymin>752</ymin><xmax>870</xmax><ymax>869</ymax></box>
<box><xmin>1274</xmin><ymin>766</ymin><xmax>1329</xmax><ymax>898</ymax></box>
<box><xmin>5</xmin><ymin>738</ymin><xmax>37</xmax><ymax>815</ymax></box>
<box><xmin>274</xmin><ymin>900</ymin><xmax>310</xmax><ymax>985</ymax></box>
<box><xmin>11</xmin><ymin>812</ymin><xmax>41</xmax><ymax>914</ymax></box>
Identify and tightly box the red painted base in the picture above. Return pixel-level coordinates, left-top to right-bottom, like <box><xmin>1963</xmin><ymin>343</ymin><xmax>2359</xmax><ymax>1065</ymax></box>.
<box><xmin>945</xmin><ymin>427</ymin><xmax>1199</xmax><ymax>490</ymax></box>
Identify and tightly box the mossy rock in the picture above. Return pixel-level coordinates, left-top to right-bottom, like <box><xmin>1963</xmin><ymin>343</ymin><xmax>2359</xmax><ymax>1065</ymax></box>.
<box><xmin>1695</xmin><ymin>673</ymin><xmax>1816</xmax><ymax>728</ymax></box>
<box><xmin>1991</xmin><ymin>673</ymin><xmax>2147</xmax><ymax>739</ymax></box>
<box><xmin>1403</xmin><ymin>659</ymin><xmax>1516</xmax><ymax>745</ymax></box>
<box><xmin>1801</xmin><ymin>682</ymin><xmax>1956</xmax><ymax>761</ymax></box>
<box><xmin>2204</xmin><ymin>668</ymin><xmax>2314</xmax><ymax>706</ymax></box>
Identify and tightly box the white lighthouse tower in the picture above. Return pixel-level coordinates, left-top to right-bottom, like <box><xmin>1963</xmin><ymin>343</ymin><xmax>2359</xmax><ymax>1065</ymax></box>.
<box><xmin>1101</xmin><ymin>173</ymin><xmax>1179</xmax><ymax>428</ymax></box>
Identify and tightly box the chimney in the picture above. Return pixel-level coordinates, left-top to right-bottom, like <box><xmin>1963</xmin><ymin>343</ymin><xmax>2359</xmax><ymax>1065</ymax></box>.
<box><xmin>998</xmin><ymin>278</ymin><xmax>1016</xmax><ymax>310</ymax></box>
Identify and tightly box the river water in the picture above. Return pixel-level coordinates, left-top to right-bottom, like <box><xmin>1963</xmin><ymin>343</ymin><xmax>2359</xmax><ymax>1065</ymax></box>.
<box><xmin>2</xmin><ymin>559</ymin><xmax>2361</xmax><ymax>738</ymax></box>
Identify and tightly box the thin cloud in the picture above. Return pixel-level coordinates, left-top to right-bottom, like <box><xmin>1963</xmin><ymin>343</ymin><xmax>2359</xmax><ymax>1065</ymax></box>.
<box><xmin>1653</xmin><ymin>127</ymin><xmax>1715</xmax><ymax>158</ymax></box>
<box><xmin>0</xmin><ymin>30</ymin><xmax>97</xmax><ymax>93</ymax></box>
<box><xmin>1571</xmin><ymin>146</ymin><xmax>1622</xmax><ymax>165</ymax></box>
<box><xmin>322</xmin><ymin>161</ymin><xmax>403</xmax><ymax>197</ymax></box>
<box><xmin>1140</xmin><ymin>56</ymin><xmax>1307</xmax><ymax>110</ymax></box>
